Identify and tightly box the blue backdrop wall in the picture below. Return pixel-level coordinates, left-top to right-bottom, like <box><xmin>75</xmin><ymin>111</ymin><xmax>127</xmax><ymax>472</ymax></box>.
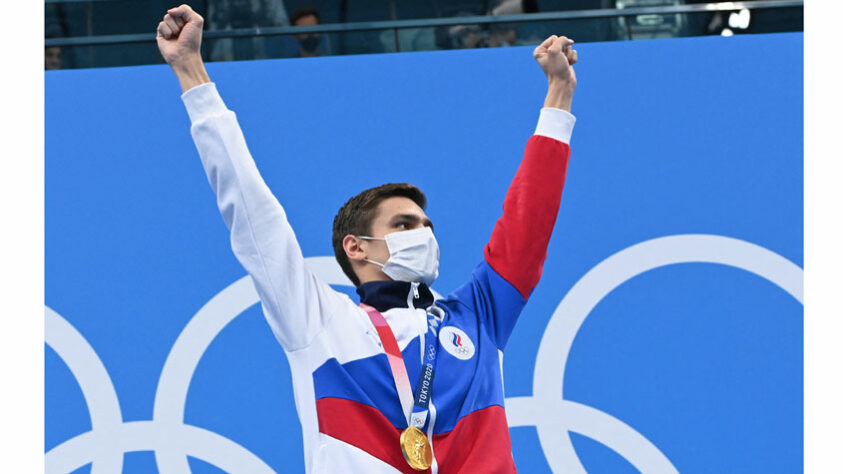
<box><xmin>46</xmin><ymin>32</ymin><xmax>803</xmax><ymax>473</ymax></box>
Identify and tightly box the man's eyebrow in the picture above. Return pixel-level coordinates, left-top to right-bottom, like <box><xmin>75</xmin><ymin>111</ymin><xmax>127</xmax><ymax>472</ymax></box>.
<box><xmin>391</xmin><ymin>214</ymin><xmax>435</xmax><ymax>231</ymax></box>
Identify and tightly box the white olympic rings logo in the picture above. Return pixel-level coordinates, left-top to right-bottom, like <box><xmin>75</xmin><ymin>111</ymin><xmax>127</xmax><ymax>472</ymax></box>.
<box><xmin>45</xmin><ymin>234</ymin><xmax>803</xmax><ymax>473</ymax></box>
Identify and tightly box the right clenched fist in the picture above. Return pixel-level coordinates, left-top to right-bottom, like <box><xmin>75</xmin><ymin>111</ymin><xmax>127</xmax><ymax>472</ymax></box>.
<box><xmin>157</xmin><ymin>4</ymin><xmax>204</xmax><ymax>66</ymax></box>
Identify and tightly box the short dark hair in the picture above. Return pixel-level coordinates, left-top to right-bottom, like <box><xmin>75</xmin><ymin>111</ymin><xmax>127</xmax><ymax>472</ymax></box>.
<box><xmin>332</xmin><ymin>183</ymin><xmax>427</xmax><ymax>286</ymax></box>
<box><xmin>291</xmin><ymin>7</ymin><xmax>321</xmax><ymax>26</ymax></box>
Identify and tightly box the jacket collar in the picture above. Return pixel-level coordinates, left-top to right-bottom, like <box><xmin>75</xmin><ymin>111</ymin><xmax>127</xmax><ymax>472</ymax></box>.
<box><xmin>356</xmin><ymin>280</ymin><xmax>434</xmax><ymax>313</ymax></box>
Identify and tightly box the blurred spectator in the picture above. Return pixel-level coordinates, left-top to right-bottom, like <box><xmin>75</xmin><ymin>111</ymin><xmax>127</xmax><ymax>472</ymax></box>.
<box><xmin>441</xmin><ymin>0</ymin><xmax>538</xmax><ymax>49</ymax></box>
<box><xmin>291</xmin><ymin>7</ymin><xmax>324</xmax><ymax>57</ymax></box>
<box><xmin>487</xmin><ymin>24</ymin><xmax>518</xmax><ymax>47</ymax></box>
<box><xmin>207</xmin><ymin>0</ymin><xmax>290</xmax><ymax>61</ymax></box>
<box><xmin>491</xmin><ymin>0</ymin><xmax>538</xmax><ymax>16</ymax></box>
<box><xmin>45</xmin><ymin>46</ymin><xmax>63</xmax><ymax>70</ymax></box>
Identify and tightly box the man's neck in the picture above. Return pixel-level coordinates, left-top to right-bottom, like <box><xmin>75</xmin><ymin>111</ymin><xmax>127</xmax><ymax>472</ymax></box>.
<box><xmin>356</xmin><ymin>280</ymin><xmax>434</xmax><ymax>313</ymax></box>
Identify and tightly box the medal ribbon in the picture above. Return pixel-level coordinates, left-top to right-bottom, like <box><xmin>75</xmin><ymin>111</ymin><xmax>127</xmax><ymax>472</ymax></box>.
<box><xmin>360</xmin><ymin>303</ymin><xmax>442</xmax><ymax>431</ymax></box>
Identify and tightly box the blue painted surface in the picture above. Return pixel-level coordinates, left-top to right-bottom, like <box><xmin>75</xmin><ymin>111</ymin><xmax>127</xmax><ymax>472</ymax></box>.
<box><xmin>46</xmin><ymin>33</ymin><xmax>802</xmax><ymax>472</ymax></box>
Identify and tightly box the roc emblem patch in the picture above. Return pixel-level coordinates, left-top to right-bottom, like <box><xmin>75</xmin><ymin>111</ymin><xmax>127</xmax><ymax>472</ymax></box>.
<box><xmin>438</xmin><ymin>326</ymin><xmax>475</xmax><ymax>360</ymax></box>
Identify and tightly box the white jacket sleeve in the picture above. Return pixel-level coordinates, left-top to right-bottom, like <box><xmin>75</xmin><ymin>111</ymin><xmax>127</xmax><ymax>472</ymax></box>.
<box><xmin>182</xmin><ymin>82</ymin><xmax>350</xmax><ymax>351</ymax></box>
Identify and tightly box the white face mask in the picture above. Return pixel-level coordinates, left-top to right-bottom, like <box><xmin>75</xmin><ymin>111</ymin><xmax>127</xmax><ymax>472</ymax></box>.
<box><xmin>360</xmin><ymin>226</ymin><xmax>440</xmax><ymax>285</ymax></box>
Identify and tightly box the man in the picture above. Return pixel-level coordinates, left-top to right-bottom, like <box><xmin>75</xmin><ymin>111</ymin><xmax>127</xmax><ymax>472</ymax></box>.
<box><xmin>290</xmin><ymin>7</ymin><xmax>323</xmax><ymax>57</ymax></box>
<box><xmin>157</xmin><ymin>4</ymin><xmax>577</xmax><ymax>472</ymax></box>
<box><xmin>45</xmin><ymin>45</ymin><xmax>63</xmax><ymax>70</ymax></box>
<box><xmin>206</xmin><ymin>0</ymin><xmax>289</xmax><ymax>61</ymax></box>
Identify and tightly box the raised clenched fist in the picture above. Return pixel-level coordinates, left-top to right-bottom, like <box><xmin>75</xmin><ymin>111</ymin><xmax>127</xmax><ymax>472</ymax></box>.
<box><xmin>156</xmin><ymin>4</ymin><xmax>204</xmax><ymax>67</ymax></box>
<box><xmin>533</xmin><ymin>35</ymin><xmax>578</xmax><ymax>89</ymax></box>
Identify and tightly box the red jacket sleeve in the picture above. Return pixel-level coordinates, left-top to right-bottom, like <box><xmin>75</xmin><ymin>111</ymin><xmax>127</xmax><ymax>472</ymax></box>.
<box><xmin>483</xmin><ymin>134</ymin><xmax>571</xmax><ymax>300</ymax></box>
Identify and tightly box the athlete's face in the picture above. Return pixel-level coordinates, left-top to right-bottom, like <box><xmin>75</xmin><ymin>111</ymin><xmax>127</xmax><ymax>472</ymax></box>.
<box><xmin>363</xmin><ymin>196</ymin><xmax>434</xmax><ymax>266</ymax></box>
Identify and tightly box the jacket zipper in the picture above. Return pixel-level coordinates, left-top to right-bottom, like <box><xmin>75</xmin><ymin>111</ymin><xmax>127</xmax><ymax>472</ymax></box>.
<box><xmin>408</xmin><ymin>281</ymin><xmax>420</xmax><ymax>308</ymax></box>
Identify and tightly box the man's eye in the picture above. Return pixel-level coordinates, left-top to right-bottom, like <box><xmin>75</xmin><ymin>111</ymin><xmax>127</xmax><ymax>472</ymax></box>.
<box><xmin>396</xmin><ymin>223</ymin><xmax>408</xmax><ymax>229</ymax></box>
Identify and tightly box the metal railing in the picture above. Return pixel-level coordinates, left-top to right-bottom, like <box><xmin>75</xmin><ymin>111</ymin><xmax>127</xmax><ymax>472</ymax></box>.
<box><xmin>45</xmin><ymin>0</ymin><xmax>802</xmax><ymax>50</ymax></box>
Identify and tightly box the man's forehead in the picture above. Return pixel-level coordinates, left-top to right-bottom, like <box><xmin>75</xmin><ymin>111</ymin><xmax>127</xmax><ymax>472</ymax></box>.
<box><xmin>374</xmin><ymin>196</ymin><xmax>427</xmax><ymax>220</ymax></box>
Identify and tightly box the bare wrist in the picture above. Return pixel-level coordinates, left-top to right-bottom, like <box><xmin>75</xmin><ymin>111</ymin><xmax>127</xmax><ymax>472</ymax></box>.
<box><xmin>544</xmin><ymin>81</ymin><xmax>575</xmax><ymax>111</ymax></box>
<box><xmin>171</xmin><ymin>54</ymin><xmax>210</xmax><ymax>93</ymax></box>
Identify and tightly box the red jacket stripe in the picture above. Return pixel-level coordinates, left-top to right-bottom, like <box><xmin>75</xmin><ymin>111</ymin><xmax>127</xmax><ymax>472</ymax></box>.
<box><xmin>317</xmin><ymin>397</ymin><xmax>429</xmax><ymax>473</ymax></box>
<box><xmin>317</xmin><ymin>398</ymin><xmax>516</xmax><ymax>473</ymax></box>
<box><xmin>432</xmin><ymin>405</ymin><xmax>516</xmax><ymax>473</ymax></box>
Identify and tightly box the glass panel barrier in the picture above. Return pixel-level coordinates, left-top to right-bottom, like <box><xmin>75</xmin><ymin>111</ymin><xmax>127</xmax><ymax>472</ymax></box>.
<box><xmin>45</xmin><ymin>2</ymin><xmax>803</xmax><ymax>70</ymax></box>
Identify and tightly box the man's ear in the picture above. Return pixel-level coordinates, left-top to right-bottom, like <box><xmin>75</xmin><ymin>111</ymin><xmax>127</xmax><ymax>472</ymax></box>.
<box><xmin>343</xmin><ymin>234</ymin><xmax>366</xmax><ymax>262</ymax></box>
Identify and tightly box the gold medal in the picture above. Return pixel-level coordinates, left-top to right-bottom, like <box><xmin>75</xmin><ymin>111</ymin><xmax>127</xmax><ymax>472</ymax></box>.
<box><xmin>400</xmin><ymin>426</ymin><xmax>432</xmax><ymax>470</ymax></box>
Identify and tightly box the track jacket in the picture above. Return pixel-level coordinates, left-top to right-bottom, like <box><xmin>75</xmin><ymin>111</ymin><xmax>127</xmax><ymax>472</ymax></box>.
<box><xmin>183</xmin><ymin>82</ymin><xmax>574</xmax><ymax>473</ymax></box>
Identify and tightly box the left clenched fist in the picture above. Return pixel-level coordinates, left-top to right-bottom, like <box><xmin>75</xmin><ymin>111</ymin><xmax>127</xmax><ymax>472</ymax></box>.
<box><xmin>157</xmin><ymin>4</ymin><xmax>204</xmax><ymax>67</ymax></box>
<box><xmin>533</xmin><ymin>35</ymin><xmax>577</xmax><ymax>88</ymax></box>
